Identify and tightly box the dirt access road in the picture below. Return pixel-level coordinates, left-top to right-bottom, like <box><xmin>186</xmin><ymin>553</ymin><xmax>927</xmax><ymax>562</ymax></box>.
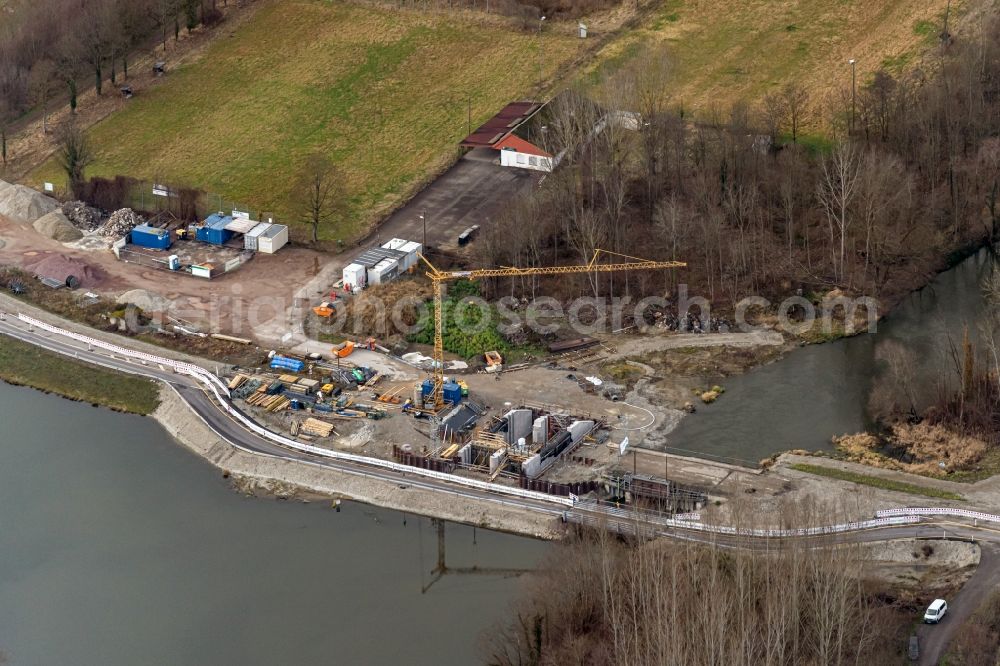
<box><xmin>917</xmin><ymin>541</ymin><xmax>1000</xmax><ymax>665</ymax></box>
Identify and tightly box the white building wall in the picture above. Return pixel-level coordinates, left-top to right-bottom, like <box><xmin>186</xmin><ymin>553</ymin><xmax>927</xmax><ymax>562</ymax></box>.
<box><xmin>500</xmin><ymin>149</ymin><xmax>553</xmax><ymax>173</ymax></box>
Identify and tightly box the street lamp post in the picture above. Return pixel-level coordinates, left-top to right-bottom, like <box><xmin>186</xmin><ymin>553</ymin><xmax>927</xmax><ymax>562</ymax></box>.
<box><xmin>420</xmin><ymin>210</ymin><xmax>426</xmax><ymax>248</ymax></box>
<box><xmin>848</xmin><ymin>58</ymin><xmax>857</xmax><ymax>134</ymax></box>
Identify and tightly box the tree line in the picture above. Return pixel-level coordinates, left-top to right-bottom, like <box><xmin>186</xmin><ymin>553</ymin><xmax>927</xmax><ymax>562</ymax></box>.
<box><xmin>0</xmin><ymin>0</ymin><xmax>235</xmax><ymax>165</ymax></box>
<box><xmin>485</xmin><ymin>506</ymin><xmax>907</xmax><ymax>665</ymax></box>
<box><xmin>477</xmin><ymin>14</ymin><xmax>1000</xmax><ymax>315</ymax></box>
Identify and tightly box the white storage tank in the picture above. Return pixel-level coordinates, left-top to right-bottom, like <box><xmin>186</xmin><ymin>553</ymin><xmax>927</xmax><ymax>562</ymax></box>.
<box><xmin>257</xmin><ymin>224</ymin><xmax>288</xmax><ymax>254</ymax></box>
<box><xmin>244</xmin><ymin>222</ymin><xmax>272</xmax><ymax>251</ymax></box>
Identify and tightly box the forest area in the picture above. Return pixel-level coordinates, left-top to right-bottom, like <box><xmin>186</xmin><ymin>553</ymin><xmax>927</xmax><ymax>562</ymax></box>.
<box><xmin>485</xmin><ymin>520</ymin><xmax>913</xmax><ymax>666</ymax></box>
<box><xmin>0</xmin><ymin>0</ymin><xmax>236</xmax><ymax>165</ymax></box>
<box><xmin>477</xmin><ymin>14</ymin><xmax>1000</xmax><ymax>318</ymax></box>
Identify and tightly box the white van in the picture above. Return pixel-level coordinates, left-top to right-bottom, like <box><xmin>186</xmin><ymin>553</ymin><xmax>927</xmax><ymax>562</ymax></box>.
<box><xmin>924</xmin><ymin>599</ymin><xmax>948</xmax><ymax>623</ymax></box>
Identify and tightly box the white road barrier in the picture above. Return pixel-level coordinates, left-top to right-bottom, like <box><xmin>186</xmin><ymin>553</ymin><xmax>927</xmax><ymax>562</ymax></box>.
<box><xmin>15</xmin><ymin>314</ymin><xmax>575</xmax><ymax>508</ymax></box>
<box><xmin>1</xmin><ymin>313</ymin><xmax>977</xmax><ymax>539</ymax></box>
<box><xmin>877</xmin><ymin>508</ymin><xmax>1000</xmax><ymax>523</ymax></box>
<box><xmin>571</xmin><ymin>500</ymin><xmax>922</xmax><ymax>537</ymax></box>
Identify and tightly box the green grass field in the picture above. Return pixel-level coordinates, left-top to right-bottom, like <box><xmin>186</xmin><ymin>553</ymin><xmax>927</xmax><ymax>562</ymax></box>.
<box><xmin>586</xmin><ymin>0</ymin><xmax>957</xmax><ymax>121</ymax></box>
<box><xmin>790</xmin><ymin>463</ymin><xmax>964</xmax><ymax>501</ymax></box>
<box><xmin>29</xmin><ymin>0</ymin><xmax>585</xmax><ymax>240</ymax></box>
<box><xmin>0</xmin><ymin>335</ymin><xmax>161</xmax><ymax>414</ymax></box>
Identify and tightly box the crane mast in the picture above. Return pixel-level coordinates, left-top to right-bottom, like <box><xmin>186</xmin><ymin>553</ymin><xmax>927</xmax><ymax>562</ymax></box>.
<box><xmin>419</xmin><ymin>250</ymin><xmax>685</xmax><ymax>410</ymax></box>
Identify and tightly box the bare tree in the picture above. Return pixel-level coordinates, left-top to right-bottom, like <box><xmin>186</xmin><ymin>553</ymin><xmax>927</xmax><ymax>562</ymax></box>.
<box><xmin>0</xmin><ymin>98</ymin><xmax>9</xmax><ymax>167</ymax></box>
<box><xmin>781</xmin><ymin>82</ymin><xmax>809</xmax><ymax>144</ymax></box>
<box><xmin>762</xmin><ymin>91</ymin><xmax>787</xmax><ymax>146</ymax></box>
<box><xmin>79</xmin><ymin>1</ymin><xmax>114</xmax><ymax>96</ymax></box>
<box><xmin>28</xmin><ymin>58</ymin><xmax>58</xmax><ymax>134</ymax></box>
<box><xmin>56</xmin><ymin>123</ymin><xmax>94</xmax><ymax>197</ymax></box>
<box><xmin>817</xmin><ymin>142</ymin><xmax>862</xmax><ymax>284</ymax></box>
<box><xmin>294</xmin><ymin>152</ymin><xmax>344</xmax><ymax>244</ymax></box>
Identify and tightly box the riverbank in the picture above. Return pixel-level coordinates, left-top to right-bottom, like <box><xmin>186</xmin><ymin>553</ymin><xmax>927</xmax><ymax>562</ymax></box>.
<box><xmin>0</xmin><ymin>334</ymin><xmax>160</xmax><ymax>414</ymax></box>
<box><xmin>150</xmin><ymin>383</ymin><xmax>564</xmax><ymax>540</ymax></box>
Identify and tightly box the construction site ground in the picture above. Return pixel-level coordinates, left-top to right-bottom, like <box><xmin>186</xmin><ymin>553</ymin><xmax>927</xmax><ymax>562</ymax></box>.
<box><xmin>123</xmin><ymin>238</ymin><xmax>247</xmax><ymax>270</ymax></box>
<box><xmin>8</xmin><ymin>267</ymin><xmax>1000</xmax><ymax>533</ymax></box>
<box><xmin>10</xmin><ymin>198</ymin><xmax>1000</xmax><ymax>528</ymax></box>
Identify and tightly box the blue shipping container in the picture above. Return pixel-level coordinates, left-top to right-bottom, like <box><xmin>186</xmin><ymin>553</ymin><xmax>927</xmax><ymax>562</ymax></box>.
<box><xmin>442</xmin><ymin>381</ymin><xmax>463</xmax><ymax>405</ymax></box>
<box><xmin>421</xmin><ymin>379</ymin><xmax>463</xmax><ymax>404</ymax></box>
<box><xmin>130</xmin><ymin>224</ymin><xmax>171</xmax><ymax>250</ymax></box>
<box><xmin>198</xmin><ymin>213</ymin><xmax>235</xmax><ymax>245</ymax></box>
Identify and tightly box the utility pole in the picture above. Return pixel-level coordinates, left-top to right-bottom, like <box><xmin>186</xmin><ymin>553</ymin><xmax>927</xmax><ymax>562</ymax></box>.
<box><xmin>848</xmin><ymin>58</ymin><xmax>857</xmax><ymax>134</ymax></box>
<box><xmin>536</xmin><ymin>16</ymin><xmax>546</xmax><ymax>93</ymax></box>
<box><xmin>420</xmin><ymin>210</ymin><xmax>426</xmax><ymax>249</ymax></box>
<box><xmin>467</xmin><ymin>97</ymin><xmax>471</xmax><ymax>137</ymax></box>
<box><xmin>942</xmin><ymin>0</ymin><xmax>952</xmax><ymax>43</ymax></box>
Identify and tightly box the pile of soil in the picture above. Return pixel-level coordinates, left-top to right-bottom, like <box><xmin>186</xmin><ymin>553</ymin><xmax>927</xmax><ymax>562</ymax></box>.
<box><xmin>62</xmin><ymin>200</ymin><xmax>104</xmax><ymax>231</ymax></box>
<box><xmin>24</xmin><ymin>253</ymin><xmax>104</xmax><ymax>287</ymax></box>
<box><xmin>0</xmin><ymin>180</ymin><xmax>58</xmax><ymax>224</ymax></box>
<box><xmin>33</xmin><ymin>210</ymin><xmax>84</xmax><ymax>242</ymax></box>
<box><xmin>117</xmin><ymin>288</ymin><xmax>172</xmax><ymax>313</ymax></box>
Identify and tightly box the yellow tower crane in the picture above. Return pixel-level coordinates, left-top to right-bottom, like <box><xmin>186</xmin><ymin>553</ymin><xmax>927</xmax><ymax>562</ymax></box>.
<box><xmin>419</xmin><ymin>250</ymin><xmax>686</xmax><ymax>409</ymax></box>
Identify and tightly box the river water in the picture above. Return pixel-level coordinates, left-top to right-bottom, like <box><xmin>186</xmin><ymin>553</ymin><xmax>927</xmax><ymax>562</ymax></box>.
<box><xmin>0</xmin><ymin>383</ymin><xmax>546</xmax><ymax>665</ymax></box>
<box><xmin>666</xmin><ymin>249</ymin><xmax>995</xmax><ymax>464</ymax></box>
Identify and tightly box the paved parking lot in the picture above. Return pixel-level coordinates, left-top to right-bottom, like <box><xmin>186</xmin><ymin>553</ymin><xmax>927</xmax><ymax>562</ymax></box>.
<box><xmin>373</xmin><ymin>148</ymin><xmax>539</xmax><ymax>250</ymax></box>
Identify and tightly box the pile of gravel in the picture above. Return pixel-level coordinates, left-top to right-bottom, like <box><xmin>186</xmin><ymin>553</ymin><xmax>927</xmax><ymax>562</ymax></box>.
<box><xmin>102</xmin><ymin>207</ymin><xmax>142</xmax><ymax>237</ymax></box>
<box><xmin>0</xmin><ymin>179</ymin><xmax>58</xmax><ymax>224</ymax></box>
<box><xmin>33</xmin><ymin>210</ymin><xmax>84</xmax><ymax>242</ymax></box>
<box><xmin>62</xmin><ymin>200</ymin><xmax>104</xmax><ymax>231</ymax></box>
<box><xmin>117</xmin><ymin>288</ymin><xmax>172</xmax><ymax>313</ymax></box>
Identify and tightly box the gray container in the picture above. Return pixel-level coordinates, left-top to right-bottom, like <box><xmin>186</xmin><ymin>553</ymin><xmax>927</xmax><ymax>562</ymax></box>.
<box><xmin>244</xmin><ymin>222</ymin><xmax>272</xmax><ymax>251</ymax></box>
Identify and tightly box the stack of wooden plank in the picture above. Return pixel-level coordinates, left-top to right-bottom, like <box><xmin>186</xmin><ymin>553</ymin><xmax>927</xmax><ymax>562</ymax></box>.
<box><xmin>228</xmin><ymin>373</ymin><xmax>250</xmax><ymax>390</ymax></box>
<box><xmin>277</xmin><ymin>374</ymin><xmax>299</xmax><ymax>386</ymax></box>
<box><xmin>245</xmin><ymin>390</ymin><xmax>290</xmax><ymax>412</ymax></box>
<box><xmin>300</xmin><ymin>418</ymin><xmax>336</xmax><ymax>438</ymax></box>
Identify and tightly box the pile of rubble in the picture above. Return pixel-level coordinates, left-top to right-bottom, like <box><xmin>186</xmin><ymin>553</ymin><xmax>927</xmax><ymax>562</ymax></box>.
<box><xmin>61</xmin><ymin>201</ymin><xmax>104</xmax><ymax>231</ymax></box>
<box><xmin>101</xmin><ymin>208</ymin><xmax>142</xmax><ymax>237</ymax></box>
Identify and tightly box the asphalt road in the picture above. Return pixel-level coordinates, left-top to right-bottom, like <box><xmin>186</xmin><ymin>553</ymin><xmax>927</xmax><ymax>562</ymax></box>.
<box><xmin>0</xmin><ymin>313</ymin><xmax>568</xmax><ymax>520</ymax></box>
<box><xmin>917</xmin><ymin>542</ymin><xmax>1000</xmax><ymax>665</ymax></box>
<box><xmin>372</xmin><ymin>150</ymin><xmax>537</xmax><ymax>249</ymax></box>
<box><xmin>5</xmin><ymin>311</ymin><xmax>1000</xmax><ymax>663</ymax></box>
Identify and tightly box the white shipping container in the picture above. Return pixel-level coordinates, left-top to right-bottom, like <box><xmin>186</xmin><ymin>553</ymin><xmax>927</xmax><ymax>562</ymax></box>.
<box><xmin>342</xmin><ymin>263</ymin><xmax>367</xmax><ymax>290</ymax></box>
<box><xmin>381</xmin><ymin>238</ymin><xmax>407</xmax><ymax>251</ymax></box>
<box><xmin>400</xmin><ymin>241</ymin><xmax>423</xmax><ymax>271</ymax></box>
<box><xmin>244</xmin><ymin>222</ymin><xmax>272</xmax><ymax>251</ymax></box>
<box><xmin>369</xmin><ymin>257</ymin><xmax>399</xmax><ymax>285</ymax></box>
<box><xmin>257</xmin><ymin>224</ymin><xmax>288</xmax><ymax>254</ymax></box>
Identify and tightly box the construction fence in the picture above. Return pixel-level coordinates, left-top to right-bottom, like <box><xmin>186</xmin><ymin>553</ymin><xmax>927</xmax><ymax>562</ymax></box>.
<box><xmin>80</xmin><ymin>175</ymin><xmax>281</xmax><ymax>227</ymax></box>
